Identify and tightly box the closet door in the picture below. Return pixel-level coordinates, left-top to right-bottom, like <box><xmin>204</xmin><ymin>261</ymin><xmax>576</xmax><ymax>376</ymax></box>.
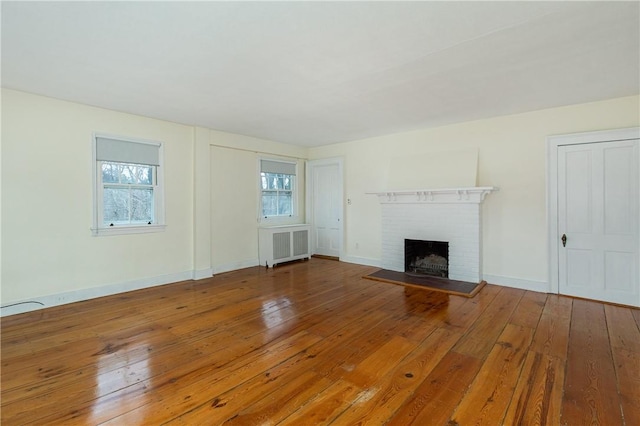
<box><xmin>557</xmin><ymin>139</ymin><xmax>639</xmax><ymax>306</ymax></box>
<box><xmin>307</xmin><ymin>159</ymin><xmax>343</xmax><ymax>258</ymax></box>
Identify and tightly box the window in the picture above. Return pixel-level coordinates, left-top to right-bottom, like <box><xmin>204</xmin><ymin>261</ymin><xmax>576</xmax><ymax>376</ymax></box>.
<box><xmin>92</xmin><ymin>135</ymin><xmax>164</xmax><ymax>236</ymax></box>
<box><xmin>260</xmin><ymin>159</ymin><xmax>296</xmax><ymax>219</ymax></box>
<box><xmin>102</xmin><ymin>162</ymin><xmax>154</xmax><ymax>225</ymax></box>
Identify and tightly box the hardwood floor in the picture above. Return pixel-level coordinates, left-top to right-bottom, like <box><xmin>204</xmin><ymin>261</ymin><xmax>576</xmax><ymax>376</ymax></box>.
<box><xmin>2</xmin><ymin>258</ymin><xmax>639</xmax><ymax>425</ymax></box>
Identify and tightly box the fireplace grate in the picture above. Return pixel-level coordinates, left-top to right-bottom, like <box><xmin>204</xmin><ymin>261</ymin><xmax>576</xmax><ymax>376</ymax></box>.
<box><xmin>405</xmin><ymin>239</ymin><xmax>449</xmax><ymax>278</ymax></box>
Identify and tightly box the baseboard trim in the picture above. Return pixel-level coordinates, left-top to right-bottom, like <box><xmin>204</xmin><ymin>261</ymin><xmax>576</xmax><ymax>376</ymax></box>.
<box><xmin>339</xmin><ymin>255</ymin><xmax>382</xmax><ymax>268</ymax></box>
<box><xmin>0</xmin><ymin>267</ymin><xmax>550</xmax><ymax>317</ymax></box>
<box><xmin>312</xmin><ymin>254</ymin><xmax>339</xmax><ymax>261</ymax></box>
<box><xmin>0</xmin><ymin>270</ymin><xmax>195</xmax><ymax>317</ymax></box>
<box><xmin>482</xmin><ymin>274</ymin><xmax>550</xmax><ymax>293</ymax></box>
<box><xmin>193</xmin><ymin>268</ymin><xmax>213</xmax><ymax>280</ymax></box>
<box><xmin>212</xmin><ymin>259</ymin><xmax>260</xmax><ymax>275</ymax></box>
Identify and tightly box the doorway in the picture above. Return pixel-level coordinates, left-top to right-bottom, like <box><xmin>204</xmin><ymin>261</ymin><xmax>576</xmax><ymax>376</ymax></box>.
<box><xmin>548</xmin><ymin>128</ymin><xmax>639</xmax><ymax>306</ymax></box>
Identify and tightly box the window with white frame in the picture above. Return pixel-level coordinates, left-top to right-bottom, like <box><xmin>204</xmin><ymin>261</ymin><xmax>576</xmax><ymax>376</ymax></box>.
<box><xmin>93</xmin><ymin>135</ymin><xmax>164</xmax><ymax>235</ymax></box>
<box><xmin>260</xmin><ymin>159</ymin><xmax>296</xmax><ymax>218</ymax></box>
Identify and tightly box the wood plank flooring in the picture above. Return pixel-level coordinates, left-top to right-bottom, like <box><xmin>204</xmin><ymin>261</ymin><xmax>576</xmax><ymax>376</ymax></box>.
<box><xmin>1</xmin><ymin>258</ymin><xmax>639</xmax><ymax>425</ymax></box>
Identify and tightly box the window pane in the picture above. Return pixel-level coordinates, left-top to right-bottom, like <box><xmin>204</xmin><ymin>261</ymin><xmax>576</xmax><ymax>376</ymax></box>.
<box><xmin>103</xmin><ymin>187</ymin><xmax>130</xmax><ymax>224</ymax></box>
<box><xmin>120</xmin><ymin>165</ymin><xmax>136</xmax><ymax>184</ymax></box>
<box><xmin>268</xmin><ymin>175</ymin><xmax>279</xmax><ymax>190</ymax></box>
<box><xmin>278</xmin><ymin>192</ymin><xmax>292</xmax><ymax>215</ymax></box>
<box><xmin>262</xmin><ymin>192</ymin><xmax>278</xmax><ymax>216</ymax></box>
<box><xmin>102</xmin><ymin>163</ymin><xmax>120</xmax><ymax>183</ymax></box>
<box><xmin>283</xmin><ymin>176</ymin><xmax>292</xmax><ymax>190</ymax></box>
<box><xmin>131</xmin><ymin>188</ymin><xmax>153</xmax><ymax>222</ymax></box>
<box><xmin>134</xmin><ymin>165</ymin><xmax>153</xmax><ymax>185</ymax></box>
<box><xmin>103</xmin><ymin>186</ymin><xmax>154</xmax><ymax>224</ymax></box>
<box><xmin>277</xmin><ymin>176</ymin><xmax>286</xmax><ymax>190</ymax></box>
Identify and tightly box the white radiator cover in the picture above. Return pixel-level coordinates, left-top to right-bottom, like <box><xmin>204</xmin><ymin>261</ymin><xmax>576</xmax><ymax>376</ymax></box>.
<box><xmin>259</xmin><ymin>224</ymin><xmax>311</xmax><ymax>267</ymax></box>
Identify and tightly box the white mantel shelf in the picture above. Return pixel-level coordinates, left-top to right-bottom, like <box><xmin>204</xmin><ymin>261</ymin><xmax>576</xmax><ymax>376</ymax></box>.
<box><xmin>367</xmin><ymin>187</ymin><xmax>497</xmax><ymax>204</ymax></box>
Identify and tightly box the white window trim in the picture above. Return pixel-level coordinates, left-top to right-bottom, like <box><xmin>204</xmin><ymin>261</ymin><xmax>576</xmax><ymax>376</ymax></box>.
<box><xmin>258</xmin><ymin>157</ymin><xmax>300</xmax><ymax>225</ymax></box>
<box><xmin>91</xmin><ymin>133</ymin><xmax>166</xmax><ymax>236</ymax></box>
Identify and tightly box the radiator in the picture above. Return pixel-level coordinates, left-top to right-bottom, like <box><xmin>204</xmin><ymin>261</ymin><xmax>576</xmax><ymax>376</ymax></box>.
<box><xmin>259</xmin><ymin>224</ymin><xmax>311</xmax><ymax>267</ymax></box>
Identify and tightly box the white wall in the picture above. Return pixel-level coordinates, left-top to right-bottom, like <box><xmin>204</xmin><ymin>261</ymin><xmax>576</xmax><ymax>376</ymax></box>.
<box><xmin>3</xmin><ymin>89</ymin><xmax>638</xmax><ymax>313</ymax></box>
<box><xmin>1</xmin><ymin>90</ymin><xmax>311</xmax><ymax>313</ymax></box>
<box><xmin>1</xmin><ymin>89</ymin><xmax>196</xmax><ymax>310</ymax></box>
<box><xmin>209</xmin><ymin>132</ymin><xmax>307</xmax><ymax>273</ymax></box>
<box><xmin>309</xmin><ymin>95</ymin><xmax>640</xmax><ymax>291</ymax></box>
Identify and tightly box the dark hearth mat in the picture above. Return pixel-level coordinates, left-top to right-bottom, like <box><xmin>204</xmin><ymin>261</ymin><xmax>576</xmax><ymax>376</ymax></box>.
<box><xmin>364</xmin><ymin>269</ymin><xmax>485</xmax><ymax>298</ymax></box>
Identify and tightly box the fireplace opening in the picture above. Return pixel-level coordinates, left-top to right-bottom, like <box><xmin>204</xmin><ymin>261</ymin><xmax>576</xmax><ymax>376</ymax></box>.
<box><xmin>405</xmin><ymin>239</ymin><xmax>449</xmax><ymax>278</ymax></box>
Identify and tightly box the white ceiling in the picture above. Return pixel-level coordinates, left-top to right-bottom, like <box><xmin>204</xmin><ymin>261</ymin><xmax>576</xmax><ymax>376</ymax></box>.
<box><xmin>2</xmin><ymin>2</ymin><xmax>639</xmax><ymax>147</ymax></box>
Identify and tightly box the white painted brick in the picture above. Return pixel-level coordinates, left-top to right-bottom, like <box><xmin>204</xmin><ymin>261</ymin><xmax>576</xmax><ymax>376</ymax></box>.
<box><xmin>380</xmin><ymin>202</ymin><xmax>483</xmax><ymax>282</ymax></box>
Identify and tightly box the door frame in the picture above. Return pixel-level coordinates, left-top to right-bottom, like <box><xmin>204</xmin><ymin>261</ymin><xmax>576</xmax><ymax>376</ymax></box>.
<box><xmin>547</xmin><ymin>127</ymin><xmax>640</xmax><ymax>294</ymax></box>
<box><xmin>306</xmin><ymin>157</ymin><xmax>344</xmax><ymax>258</ymax></box>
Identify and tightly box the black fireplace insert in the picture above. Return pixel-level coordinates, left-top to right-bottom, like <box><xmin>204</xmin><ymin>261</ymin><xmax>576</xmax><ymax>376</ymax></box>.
<box><xmin>404</xmin><ymin>239</ymin><xmax>449</xmax><ymax>278</ymax></box>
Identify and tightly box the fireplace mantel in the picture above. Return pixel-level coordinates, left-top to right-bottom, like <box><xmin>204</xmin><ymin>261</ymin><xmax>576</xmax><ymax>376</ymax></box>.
<box><xmin>367</xmin><ymin>187</ymin><xmax>496</xmax><ymax>204</ymax></box>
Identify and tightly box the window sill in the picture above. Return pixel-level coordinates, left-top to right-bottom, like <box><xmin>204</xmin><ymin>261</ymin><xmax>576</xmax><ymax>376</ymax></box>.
<box><xmin>91</xmin><ymin>224</ymin><xmax>166</xmax><ymax>237</ymax></box>
<box><xmin>259</xmin><ymin>216</ymin><xmax>301</xmax><ymax>226</ymax></box>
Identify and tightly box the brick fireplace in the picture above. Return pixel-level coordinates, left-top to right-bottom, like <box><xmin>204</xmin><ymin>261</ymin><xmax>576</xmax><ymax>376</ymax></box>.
<box><xmin>369</xmin><ymin>187</ymin><xmax>495</xmax><ymax>283</ymax></box>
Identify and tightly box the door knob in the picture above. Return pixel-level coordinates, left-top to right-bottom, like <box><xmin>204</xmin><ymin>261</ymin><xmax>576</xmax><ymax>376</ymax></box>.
<box><xmin>561</xmin><ymin>234</ymin><xmax>567</xmax><ymax>247</ymax></box>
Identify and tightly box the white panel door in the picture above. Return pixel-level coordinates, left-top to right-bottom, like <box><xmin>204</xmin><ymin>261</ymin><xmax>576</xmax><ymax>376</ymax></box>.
<box><xmin>558</xmin><ymin>139</ymin><xmax>639</xmax><ymax>306</ymax></box>
<box><xmin>308</xmin><ymin>159</ymin><xmax>343</xmax><ymax>257</ymax></box>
